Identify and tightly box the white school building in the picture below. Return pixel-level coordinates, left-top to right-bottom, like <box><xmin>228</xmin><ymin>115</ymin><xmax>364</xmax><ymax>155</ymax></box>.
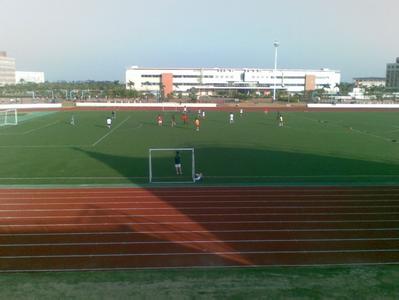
<box><xmin>125</xmin><ymin>66</ymin><xmax>341</xmax><ymax>97</ymax></box>
<box><xmin>15</xmin><ymin>71</ymin><xmax>45</xmax><ymax>84</ymax></box>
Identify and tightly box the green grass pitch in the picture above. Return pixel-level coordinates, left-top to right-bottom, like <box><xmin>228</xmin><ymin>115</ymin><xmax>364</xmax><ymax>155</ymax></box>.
<box><xmin>1</xmin><ymin>109</ymin><xmax>399</xmax><ymax>185</ymax></box>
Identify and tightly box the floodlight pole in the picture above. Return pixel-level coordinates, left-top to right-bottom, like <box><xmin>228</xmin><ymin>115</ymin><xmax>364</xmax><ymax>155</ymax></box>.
<box><xmin>273</xmin><ymin>41</ymin><xmax>279</xmax><ymax>102</ymax></box>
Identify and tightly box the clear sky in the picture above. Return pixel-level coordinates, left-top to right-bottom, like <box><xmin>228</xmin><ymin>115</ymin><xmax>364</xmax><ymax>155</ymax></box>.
<box><xmin>1</xmin><ymin>0</ymin><xmax>397</xmax><ymax>82</ymax></box>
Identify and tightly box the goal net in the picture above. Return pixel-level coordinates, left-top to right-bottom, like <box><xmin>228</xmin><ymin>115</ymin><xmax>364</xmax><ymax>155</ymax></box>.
<box><xmin>0</xmin><ymin>109</ymin><xmax>18</xmax><ymax>126</ymax></box>
<box><xmin>149</xmin><ymin>148</ymin><xmax>195</xmax><ymax>183</ymax></box>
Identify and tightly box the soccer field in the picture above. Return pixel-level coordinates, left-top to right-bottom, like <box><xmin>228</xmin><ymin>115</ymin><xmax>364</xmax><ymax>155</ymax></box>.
<box><xmin>1</xmin><ymin>109</ymin><xmax>399</xmax><ymax>185</ymax></box>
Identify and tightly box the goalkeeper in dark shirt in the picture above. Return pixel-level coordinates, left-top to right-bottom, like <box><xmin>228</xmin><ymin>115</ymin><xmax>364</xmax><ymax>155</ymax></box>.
<box><xmin>174</xmin><ymin>151</ymin><xmax>182</xmax><ymax>175</ymax></box>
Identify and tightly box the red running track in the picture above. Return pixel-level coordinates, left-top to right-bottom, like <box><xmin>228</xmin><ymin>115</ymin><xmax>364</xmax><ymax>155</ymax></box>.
<box><xmin>0</xmin><ymin>186</ymin><xmax>399</xmax><ymax>272</ymax></box>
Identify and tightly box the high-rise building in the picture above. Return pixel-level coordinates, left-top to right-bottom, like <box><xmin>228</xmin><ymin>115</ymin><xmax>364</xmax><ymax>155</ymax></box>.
<box><xmin>386</xmin><ymin>58</ymin><xmax>399</xmax><ymax>89</ymax></box>
<box><xmin>0</xmin><ymin>52</ymin><xmax>16</xmax><ymax>86</ymax></box>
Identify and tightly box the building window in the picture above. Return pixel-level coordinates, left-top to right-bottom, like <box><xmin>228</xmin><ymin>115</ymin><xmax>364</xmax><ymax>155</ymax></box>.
<box><xmin>141</xmin><ymin>75</ymin><xmax>160</xmax><ymax>78</ymax></box>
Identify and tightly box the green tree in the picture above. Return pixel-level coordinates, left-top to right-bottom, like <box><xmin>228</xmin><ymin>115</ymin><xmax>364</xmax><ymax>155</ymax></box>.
<box><xmin>189</xmin><ymin>88</ymin><xmax>198</xmax><ymax>101</ymax></box>
<box><xmin>337</xmin><ymin>82</ymin><xmax>354</xmax><ymax>96</ymax></box>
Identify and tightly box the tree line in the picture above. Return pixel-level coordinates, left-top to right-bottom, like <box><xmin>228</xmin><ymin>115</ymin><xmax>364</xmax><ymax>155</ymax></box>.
<box><xmin>0</xmin><ymin>81</ymin><xmax>141</xmax><ymax>100</ymax></box>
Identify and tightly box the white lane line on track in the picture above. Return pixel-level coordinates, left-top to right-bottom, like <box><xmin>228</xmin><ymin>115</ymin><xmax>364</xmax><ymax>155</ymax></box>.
<box><xmin>1</xmin><ymin>249</ymin><xmax>399</xmax><ymax>259</ymax></box>
<box><xmin>3</xmin><ymin>199</ymin><xmax>399</xmax><ymax>206</ymax></box>
<box><xmin>1</xmin><ymin>205</ymin><xmax>399</xmax><ymax>212</ymax></box>
<box><xmin>1</xmin><ymin>219</ymin><xmax>399</xmax><ymax>227</ymax></box>
<box><xmin>2</xmin><ymin>194</ymin><xmax>399</xmax><ymax>202</ymax></box>
<box><xmin>2</xmin><ymin>238</ymin><xmax>399</xmax><ymax>247</ymax></box>
<box><xmin>0</xmin><ymin>200</ymin><xmax>399</xmax><ymax>212</ymax></box>
<box><xmin>0</xmin><ymin>228</ymin><xmax>398</xmax><ymax>237</ymax></box>
<box><xmin>92</xmin><ymin>116</ymin><xmax>130</xmax><ymax>147</ymax></box>
<box><xmin>1</xmin><ymin>212</ymin><xmax>399</xmax><ymax>220</ymax></box>
<box><xmin>1</xmin><ymin>227</ymin><xmax>398</xmax><ymax>236</ymax></box>
<box><xmin>1</xmin><ymin>188</ymin><xmax>399</xmax><ymax>195</ymax></box>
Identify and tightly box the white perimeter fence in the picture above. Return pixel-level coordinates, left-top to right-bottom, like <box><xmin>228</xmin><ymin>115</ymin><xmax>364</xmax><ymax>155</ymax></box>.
<box><xmin>308</xmin><ymin>104</ymin><xmax>399</xmax><ymax>109</ymax></box>
<box><xmin>0</xmin><ymin>104</ymin><xmax>62</xmax><ymax>109</ymax></box>
<box><xmin>76</xmin><ymin>102</ymin><xmax>217</xmax><ymax>108</ymax></box>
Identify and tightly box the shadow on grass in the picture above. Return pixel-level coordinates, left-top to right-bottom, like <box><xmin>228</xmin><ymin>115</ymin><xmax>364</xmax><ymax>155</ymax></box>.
<box><xmin>74</xmin><ymin>146</ymin><xmax>399</xmax><ymax>185</ymax></box>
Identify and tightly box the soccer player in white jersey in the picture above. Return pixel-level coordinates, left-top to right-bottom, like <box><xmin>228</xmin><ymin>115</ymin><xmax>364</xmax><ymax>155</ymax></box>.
<box><xmin>229</xmin><ymin>112</ymin><xmax>234</xmax><ymax>124</ymax></box>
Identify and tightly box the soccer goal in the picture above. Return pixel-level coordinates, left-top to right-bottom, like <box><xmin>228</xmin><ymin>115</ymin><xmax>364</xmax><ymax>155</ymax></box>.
<box><xmin>149</xmin><ymin>148</ymin><xmax>195</xmax><ymax>183</ymax></box>
<box><xmin>0</xmin><ymin>109</ymin><xmax>18</xmax><ymax>126</ymax></box>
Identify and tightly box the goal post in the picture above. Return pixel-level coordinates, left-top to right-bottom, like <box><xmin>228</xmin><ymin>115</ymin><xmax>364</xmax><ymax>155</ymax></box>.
<box><xmin>149</xmin><ymin>148</ymin><xmax>195</xmax><ymax>183</ymax></box>
<box><xmin>0</xmin><ymin>109</ymin><xmax>18</xmax><ymax>126</ymax></box>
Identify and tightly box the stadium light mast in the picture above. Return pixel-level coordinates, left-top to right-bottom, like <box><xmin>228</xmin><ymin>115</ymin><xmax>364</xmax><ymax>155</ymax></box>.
<box><xmin>273</xmin><ymin>40</ymin><xmax>280</xmax><ymax>101</ymax></box>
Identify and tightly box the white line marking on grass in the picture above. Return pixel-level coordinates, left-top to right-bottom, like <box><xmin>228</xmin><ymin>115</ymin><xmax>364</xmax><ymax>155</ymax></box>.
<box><xmin>0</xmin><ymin>116</ymin><xmax>60</xmax><ymax>136</ymax></box>
<box><xmin>0</xmin><ymin>145</ymin><xmax>89</xmax><ymax>149</ymax></box>
<box><xmin>206</xmin><ymin>174</ymin><xmax>399</xmax><ymax>178</ymax></box>
<box><xmin>297</xmin><ymin>116</ymin><xmax>348</xmax><ymax>130</ymax></box>
<box><xmin>2</xmin><ymin>187</ymin><xmax>399</xmax><ymax>193</ymax></box>
<box><xmin>386</xmin><ymin>128</ymin><xmax>399</xmax><ymax>133</ymax></box>
<box><xmin>121</xmin><ymin>123</ymin><xmax>143</xmax><ymax>131</ymax></box>
<box><xmin>0</xmin><ymin>176</ymin><xmax>146</xmax><ymax>180</ymax></box>
<box><xmin>2</xmin><ymin>238</ymin><xmax>399</xmax><ymax>247</ymax></box>
<box><xmin>296</xmin><ymin>116</ymin><xmax>343</xmax><ymax>128</ymax></box>
<box><xmin>297</xmin><ymin>115</ymin><xmax>397</xmax><ymax>143</ymax></box>
<box><xmin>1</xmin><ymin>174</ymin><xmax>399</xmax><ymax>181</ymax></box>
<box><xmin>349</xmin><ymin>127</ymin><xmax>394</xmax><ymax>142</ymax></box>
<box><xmin>0</xmin><ymin>132</ymin><xmax>20</xmax><ymax>136</ymax></box>
<box><xmin>22</xmin><ymin>121</ymin><xmax>60</xmax><ymax>135</ymax></box>
<box><xmin>92</xmin><ymin>116</ymin><xmax>130</xmax><ymax>147</ymax></box>
<box><xmin>1</xmin><ymin>249</ymin><xmax>399</xmax><ymax>259</ymax></box>
<box><xmin>386</xmin><ymin>125</ymin><xmax>399</xmax><ymax>133</ymax></box>
<box><xmin>152</xmin><ymin>181</ymin><xmax>195</xmax><ymax>184</ymax></box>
<box><xmin>2</xmin><ymin>262</ymin><xmax>399</xmax><ymax>273</ymax></box>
